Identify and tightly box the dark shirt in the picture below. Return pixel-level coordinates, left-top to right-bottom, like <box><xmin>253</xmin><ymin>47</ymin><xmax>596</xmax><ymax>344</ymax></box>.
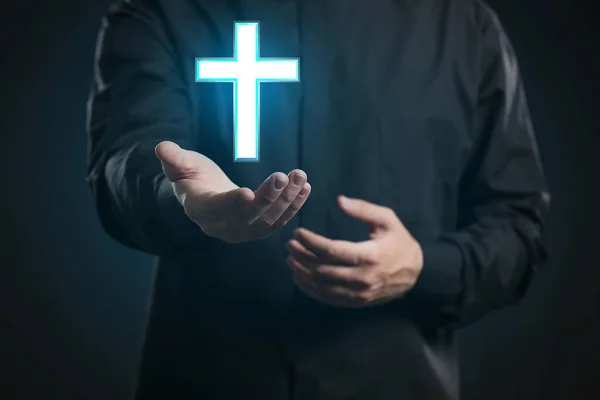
<box><xmin>86</xmin><ymin>0</ymin><xmax>551</xmax><ymax>399</ymax></box>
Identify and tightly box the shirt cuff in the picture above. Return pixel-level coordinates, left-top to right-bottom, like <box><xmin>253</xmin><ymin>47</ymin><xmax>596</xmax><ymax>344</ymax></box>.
<box><xmin>409</xmin><ymin>239</ymin><xmax>464</xmax><ymax>311</ymax></box>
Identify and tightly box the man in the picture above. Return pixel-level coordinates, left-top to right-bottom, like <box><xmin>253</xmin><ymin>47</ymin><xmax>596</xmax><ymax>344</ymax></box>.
<box><xmin>86</xmin><ymin>0</ymin><xmax>550</xmax><ymax>399</ymax></box>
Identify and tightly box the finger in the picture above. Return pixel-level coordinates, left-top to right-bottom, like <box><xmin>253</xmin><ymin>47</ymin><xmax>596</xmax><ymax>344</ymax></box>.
<box><xmin>252</xmin><ymin>170</ymin><xmax>307</xmax><ymax>230</ymax></box>
<box><xmin>239</xmin><ymin>173</ymin><xmax>288</xmax><ymax>223</ymax></box>
<box><xmin>286</xmin><ymin>253</ymin><xmax>370</xmax><ymax>289</ymax></box>
<box><xmin>291</xmin><ymin>271</ymin><xmax>331</xmax><ymax>304</ymax></box>
<box><xmin>290</xmin><ymin>265</ymin><xmax>367</xmax><ymax>309</ymax></box>
<box><xmin>290</xmin><ymin>265</ymin><xmax>350</xmax><ymax>308</ymax></box>
<box><xmin>294</xmin><ymin>228</ymin><xmax>378</xmax><ymax>265</ymax></box>
<box><xmin>155</xmin><ymin>141</ymin><xmax>199</xmax><ymax>182</ymax></box>
<box><xmin>271</xmin><ymin>182</ymin><xmax>311</xmax><ymax>230</ymax></box>
<box><xmin>337</xmin><ymin>195</ymin><xmax>397</xmax><ymax>229</ymax></box>
<box><xmin>286</xmin><ymin>238</ymin><xmax>320</xmax><ymax>264</ymax></box>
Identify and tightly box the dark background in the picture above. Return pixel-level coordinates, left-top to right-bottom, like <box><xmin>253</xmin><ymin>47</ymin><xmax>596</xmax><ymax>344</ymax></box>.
<box><xmin>1</xmin><ymin>0</ymin><xmax>598</xmax><ymax>399</ymax></box>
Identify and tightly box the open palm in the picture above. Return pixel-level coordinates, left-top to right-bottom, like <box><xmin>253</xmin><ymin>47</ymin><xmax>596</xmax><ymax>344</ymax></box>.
<box><xmin>155</xmin><ymin>141</ymin><xmax>311</xmax><ymax>243</ymax></box>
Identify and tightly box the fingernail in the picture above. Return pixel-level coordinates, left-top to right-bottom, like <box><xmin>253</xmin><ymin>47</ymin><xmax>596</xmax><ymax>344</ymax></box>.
<box><xmin>274</xmin><ymin>177</ymin><xmax>287</xmax><ymax>190</ymax></box>
<box><xmin>293</xmin><ymin>172</ymin><xmax>305</xmax><ymax>185</ymax></box>
<box><xmin>298</xmin><ymin>187</ymin><xmax>308</xmax><ymax>197</ymax></box>
<box><xmin>339</xmin><ymin>195</ymin><xmax>349</xmax><ymax>207</ymax></box>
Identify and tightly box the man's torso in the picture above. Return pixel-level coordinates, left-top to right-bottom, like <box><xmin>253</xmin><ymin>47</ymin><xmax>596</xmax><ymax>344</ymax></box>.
<box><xmin>134</xmin><ymin>0</ymin><xmax>483</xmax><ymax>398</ymax></box>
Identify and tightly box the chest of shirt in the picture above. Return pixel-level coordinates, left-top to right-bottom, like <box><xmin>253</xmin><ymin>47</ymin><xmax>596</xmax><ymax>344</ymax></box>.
<box><xmin>165</xmin><ymin>0</ymin><xmax>478</xmax><ymax>240</ymax></box>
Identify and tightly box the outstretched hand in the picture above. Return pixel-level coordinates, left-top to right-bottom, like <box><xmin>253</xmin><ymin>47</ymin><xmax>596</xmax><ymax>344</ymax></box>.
<box><xmin>155</xmin><ymin>141</ymin><xmax>311</xmax><ymax>243</ymax></box>
<box><xmin>286</xmin><ymin>196</ymin><xmax>423</xmax><ymax>308</ymax></box>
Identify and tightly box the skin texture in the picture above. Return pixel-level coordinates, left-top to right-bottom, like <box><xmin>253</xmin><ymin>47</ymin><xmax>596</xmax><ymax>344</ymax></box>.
<box><xmin>155</xmin><ymin>140</ymin><xmax>311</xmax><ymax>243</ymax></box>
<box><xmin>156</xmin><ymin>141</ymin><xmax>423</xmax><ymax>306</ymax></box>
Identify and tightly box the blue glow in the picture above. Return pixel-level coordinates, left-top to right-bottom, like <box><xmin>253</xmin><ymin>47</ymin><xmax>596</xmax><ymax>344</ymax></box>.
<box><xmin>195</xmin><ymin>22</ymin><xmax>300</xmax><ymax>162</ymax></box>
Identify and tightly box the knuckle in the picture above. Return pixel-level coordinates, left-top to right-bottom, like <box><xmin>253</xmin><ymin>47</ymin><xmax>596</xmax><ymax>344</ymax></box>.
<box><xmin>360</xmin><ymin>276</ymin><xmax>377</xmax><ymax>290</ymax></box>
<box><xmin>363</xmin><ymin>251</ymin><xmax>378</xmax><ymax>266</ymax></box>
<box><xmin>281</xmin><ymin>190</ymin><xmax>297</xmax><ymax>203</ymax></box>
<box><xmin>360</xmin><ymin>245</ymin><xmax>380</xmax><ymax>265</ymax></box>
<box><xmin>324</xmin><ymin>246</ymin><xmax>337</xmax><ymax>259</ymax></box>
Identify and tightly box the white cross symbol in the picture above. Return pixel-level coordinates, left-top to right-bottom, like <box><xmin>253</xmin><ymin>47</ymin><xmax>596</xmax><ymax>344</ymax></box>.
<box><xmin>196</xmin><ymin>22</ymin><xmax>300</xmax><ymax>162</ymax></box>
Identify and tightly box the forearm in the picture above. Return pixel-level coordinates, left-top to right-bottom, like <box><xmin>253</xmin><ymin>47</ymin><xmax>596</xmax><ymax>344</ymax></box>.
<box><xmin>87</xmin><ymin>2</ymin><xmax>211</xmax><ymax>255</ymax></box>
<box><xmin>403</xmin><ymin>2</ymin><xmax>551</xmax><ymax>327</ymax></box>
<box><xmin>412</xmin><ymin>192</ymin><xmax>550</xmax><ymax>327</ymax></box>
<box><xmin>88</xmin><ymin>140</ymin><xmax>207</xmax><ymax>256</ymax></box>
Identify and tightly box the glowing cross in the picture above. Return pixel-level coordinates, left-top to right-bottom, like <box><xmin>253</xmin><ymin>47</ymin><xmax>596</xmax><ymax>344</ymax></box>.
<box><xmin>195</xmin><ymin>22</ymin><xmax>300</xmax><ymax>162</ymax></box>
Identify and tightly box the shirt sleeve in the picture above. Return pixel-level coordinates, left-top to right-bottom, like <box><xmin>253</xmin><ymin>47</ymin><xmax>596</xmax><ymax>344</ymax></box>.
<box><xmin>86</xmin><ymin>1</ymin><xmax>207</xmax><ymax>256</ymax></box>
<box><xmin>407</xmin><ymin>4</ymin><xmax>551</xmax><ymax>327</ymax></box>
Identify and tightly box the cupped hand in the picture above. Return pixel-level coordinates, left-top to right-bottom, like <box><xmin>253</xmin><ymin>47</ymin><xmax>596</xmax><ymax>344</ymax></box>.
<box><xmin>286</xmin><ymin>196</ymin><xmax>423</xmax><ymax>308</ymax></box>
<box><xmin>155</xmin><ymin>141</ymin><xmax>311</xmax><ymax>243</ymax></box>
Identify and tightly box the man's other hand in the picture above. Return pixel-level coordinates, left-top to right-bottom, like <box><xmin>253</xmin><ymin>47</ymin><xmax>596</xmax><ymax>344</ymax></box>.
<box><xmin>286</xmin><ymin>196</ymin><xmax>423</xmax><ymax>308</ymax></box>
<box><xmin>155</xmin><ymin>141</ymin><xmax>311</xmax><ymax>243</ymax></box>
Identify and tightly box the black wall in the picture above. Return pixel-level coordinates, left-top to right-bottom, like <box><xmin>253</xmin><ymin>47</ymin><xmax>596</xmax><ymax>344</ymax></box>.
<box><xmin>1</xmin><ymin>1</ymin><xmax>598</xmax><ymax>399</ymax></box>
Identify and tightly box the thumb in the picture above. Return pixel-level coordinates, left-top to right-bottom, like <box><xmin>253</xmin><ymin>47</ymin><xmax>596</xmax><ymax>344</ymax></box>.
<box><xmin>155</xmin><ymin>141</ymin><xmax>198</xmax><ymax>182</ymax></box>
<box><xmin>337</xmin><ymin>195</ymin><xmax>396</xmax><ymax>229</ymax></box>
